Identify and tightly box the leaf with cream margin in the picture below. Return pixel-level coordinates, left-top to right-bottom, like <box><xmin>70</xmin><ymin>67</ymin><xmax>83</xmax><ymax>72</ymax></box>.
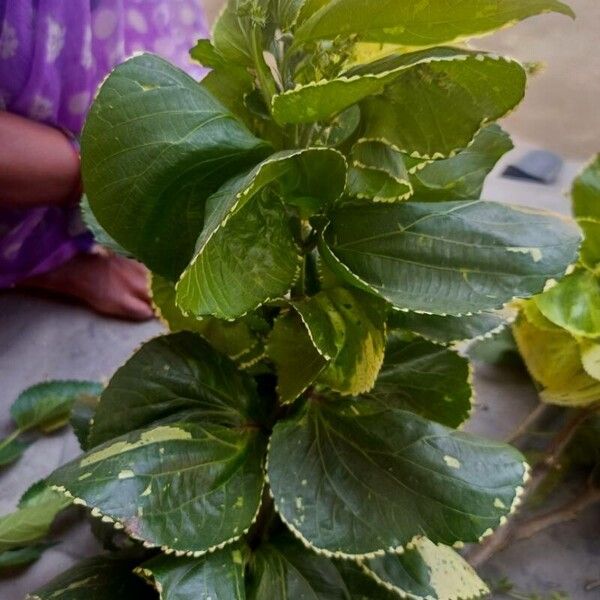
<box><xmin>360</xmin><ymin>54</ymin><xmax>525</xmax><ymax>158</ymax></box>
<box><xmin>268</xmin><ymin>399</ymin><xmax>527</xmax><ymax>558</ymax></box>
<box><xmin>578</xmin><ymin>339</ymin><xmax>600</xmax><ymax>382</ymax></box>
<box><xmin>572</xmin><ymin>154</ymin><xmax>600</xmax><ymax>268</ymax></box>
<box><xmin>82</xmin><ymin>53</ymin><xmax>270</xmax><ymax>280</ymax></box>
<box><xmin>360</xmin><ymin>332</ymin><xmax>472</xmax><ymax>428</ymax></box>
<box><xmin>361</xmin><ymin>537</ymin><xmax>488</xmax><ymax>600</ymax></box>
<box><xmin>176</xmin><ymin>148</ymin><xmax>347</xmax><ymax>320</ymax></box>
<box><xmin>346</xmin><ymin>140</ymin><xmax>413</xmax><ymax>202</ymax></box>
<box><xmin>536</xmin><ymin>270</ymin><xmax>600</xmax><ymax>338</ymax></box>
<box><xmin>292</xmin><ymin>287</ymin><xmax>388</xmax><ymax>395</ymax></box>
<box><xmin>513</xmin><ymin>314</ymin><xmax>600</xmax><ymax>406</ymax></box>
<box><xmin>410</xmin><ymin>125</ymin><xmax>514</xmax><ymax>201</ymax></box>
<box><xmin>49</xmin><ymin>423</ymin><xmax>266</xmax><ymax>554</ymax></box>
<box><xmin>89</xmin><ymin>332</ymin><xmax>262</xmax><ymax>447</ymax></box>
<box><xmin>388</xmin><ymin>309</ymin><xmax>511</xmax><ymax>345</ymax></box>
<box><xmin>321</xmin><ymin>201</ymin><xmax>581</xmax><ymax>316</ymax></box>
<box><xmin>294</xmin><ymin>0</ymin><xmax>574</xmax><ymax>46</ymax></box>
<box><xmin>137</xmin><ymin>544</ymin><xmax>247</xmax><ymax>599</ymax></box>
<box><xmin>272</xmin><ymin>47</ymin><xmax>525</xmax><ymax>136</ymax></box>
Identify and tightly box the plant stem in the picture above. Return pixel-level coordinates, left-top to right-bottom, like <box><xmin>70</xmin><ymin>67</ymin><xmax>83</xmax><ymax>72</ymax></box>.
<box><xmin>250</xmin><ymin>25</ymin><xmax>277</xmax><ymax>113</ymax></box>
<box><xmin>467</xmin><ymin>404</ymin><xmax>599</xmax><ymax>568</ymax></box>
<box><xmin>506</xmin><ymin>402</ymin><xmax>551</xmax><ymax>444</ymax></box>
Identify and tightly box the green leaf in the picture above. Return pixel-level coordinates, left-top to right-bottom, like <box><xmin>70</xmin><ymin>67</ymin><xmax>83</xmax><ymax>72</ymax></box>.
<box><xmin>177</xmin><ymin>192</ymin><xmax>301</xmax><ymax>321</ymax></box>
<box><xmin>347</xmin><ymin>141</ymin><xmax>412</xmax><ymax>202</ymax></box>
<box><xmin>212</xmin><ymin>4</ymin><xmax>256</xmax><ymax>68</ymax></box>
<box><xmin>321</xmin><ymin>201</ymin><xmax>581</xmax><ymax>316</ymax></box>
<box><xmin>0</xmin><ymin>437</ymin><xmax>29</xmax><ymax>467</ymax></box>
<box><xmin>176</xmin><ymin>148</ymin><xmax>346</xmax><ymax>320</ymax></box>
<box><xmin>50</xmin><ymin>423</ymin><xmax>266</xmax><ymax>554</ymax></box>
<box><xmin>360</xmin><ymin>332</ymin><xmax>472</xmax><ymax>428</ymax></box>
<box><xmin>138</xmin><ymin>545</ymin><xmax>246</xmax><ymax>599</ymax></box>
<box><xmin>10</xmin><ymin>380</ymin><xmax>103</xmax><ymax>433</ymax></box>
<box><xmin>578</xmin><ymin>339</ymin><xmax>600</xmax><ymax>381</ymax></box>
<box><xmin>388</xmin><ymin>309</ymin><xmax>510</xmax><ymax>345</ymax></box>
<box><xmin>82</xmin><ymin>53</ymin><xmax>270</xmax><ymax>280</ymax></box>
<box><xmin>268</xmin><ymin>399</ymin><xmax>527</xmax><ymax>557</ymax></box>
<box><xmin>411</xmin><ymin>124</ymin><xmax>514</xmax><ymax>201</ymax></box>
<box><xmin>190</xmin><ymin>39</ymin><xmax>227</xmax><ymax>69</ymax></box>
<box><xmin>272</xmin><ymin>47</ymin><xmax>524</xmax><ymax>137</ymax></box>
<box><xmin>80</xmin><ymin>196</ymin><xmax>131</xmax><ymax>256</ymax></box>
<box><xmin>271</xmin><ymin>0</ymin><xmax>307</xmax><ymax>30</ymax></box>
<box><xmin>0</xmin><ymin>486</ymin><xmax>70</xmax><ymax>552</ymax></box>
<box><xmin>362</xmin><ymin>537</ymin><xmax>488</xmax><ymax>600</ymax></box>
<box><xmin>247</xmin><ymin>534</ymin><xmax>350</xmax><ymax>599</ymax></box>
<box><xmin>267</xmin><ymin>311</ymin><xmax>328</xmax><ymax>404</ymax></box>
<box><xmin>0</xmin><ymin>542</ymin><xmax>54</xmax><ymax>571</ymax></box>
<box><xmin>292</xmin><ymin>287</ymin><xmax>388</xmax><ymax>395</ymax></box>
<box><xmin>294</xmin><ymin>0</ymin><xmax>574</xmax><ymax>46</ymax></box>
<box><xmin>572</xmin><ymin>155</ymin><xmax>600</xmax><ymax>267</ymax></box>
<box><xmin>513</xmin><ymin>313</ymin><xmax>600</xmax><ymax>406</ymax></box>
<box><xmin>536</xmin><ymin>270</ymin><xmax>600</xmax><ymax>338</ymax></box>
<box><xmin>26</xmin><ymin>555</ymin><xmax>154</xmax><ymax>600</ymax></box>
<box><xmin>151</xmin><ymin>274</ymin><xmax>264</xmax><ymax>367</ymax></box>
<box><xmin>361</xmin><ymin>54</ymin><xmax>525</xmax><ymax>158</ymax></box>
<box><xmin>89</xmin><ymin>332</ymin><xmax>261</xmax><ymax>447</ymax></box>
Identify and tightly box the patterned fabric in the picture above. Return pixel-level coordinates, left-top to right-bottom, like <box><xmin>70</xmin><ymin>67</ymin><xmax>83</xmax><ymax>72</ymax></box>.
<box><xmin>0</xmin><ymin>0</ymin><xmax>209</xmax><ymax>287</ymax></box>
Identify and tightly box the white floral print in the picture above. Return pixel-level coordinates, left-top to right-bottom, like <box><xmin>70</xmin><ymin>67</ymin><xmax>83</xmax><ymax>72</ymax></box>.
<box><xmin>81</xmin><ymin>27</ymin><xmax>93</xmax><ymax>69</ymax></box>
<box><xmin>29</xmin><ymin>94</ymin><xmax>53</xmax><ymax>120</ymax></box>
<box><xmin>46</xmin><ymin>17</ymin><xmax>65</xmax><ymax>63</ymax></box>
<box><xmin>0</xmin><ymin>22</ymin><xmax>18</xmax><ymax>60</ymax></box>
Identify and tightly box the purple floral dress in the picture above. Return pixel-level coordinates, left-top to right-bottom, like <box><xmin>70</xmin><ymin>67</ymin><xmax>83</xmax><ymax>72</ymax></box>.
<box><xmin>0</xmin><ymin>0</ymin><xmax>209</xmax><ymax>287</ymax></box>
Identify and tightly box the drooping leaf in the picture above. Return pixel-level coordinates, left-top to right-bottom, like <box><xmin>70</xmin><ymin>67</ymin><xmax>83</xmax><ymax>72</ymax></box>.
<box><xmin>272</xmin><ymin>48</ymin><xmax>525</xmax><ymax>138</ymax></box>
<box><xmin>347</xmin><ymin>140</ymin><xmax>412</xmax><ymax>202</ymax></box>
<box><xmin>138</xmin><ymin>545</ymin><xmax>246</xmax><ymax>600</ymax></box>
<box><xmin>268</xmin><ymin>399</ymin><xmax>527</xmax><ymax>557</ymax></box>
<box><xmin>294</xmin><ymin>0</ymin><xmax>574</xmax><ymax>46</ymax></box>
<box><xmin>362</xmin><ymin>537</ymin><xmax>488</xmax><ymax>600</ymax></box>
<box><xmin>176</xmin><ymin>148</ymin><xmax>347</xmax><ymax>320</ymax></box>
<box><xmin>212</xmin><ymin>3</ymin><xmax>256</xmax><ymax>68</ymax></box>
<box><xmin>247</xmin><ymin>534</ymin><xmax>350</xmax><ymax>599</ymax></box>
<box><xmin>10</xmin><ymin>381</ymin><xmax>103</xmax><ymax>433</ymax></box>
<box><xmin>513</xmin><ymin>314</ymin><xmax>600</xmax><ymax>406</ymax></box>
<box><xmin>190</xmin><ymin>39</ymin><xmax>227</xmax><ymax>69</ymax></box>
<box><xmin>267</xmin><ymin>311</ymin><xmax>327</xmax><ymax>404</ymax></box>
<box><xmin>0</xmin><ymin>486</ymin><xmax>70</xmax><ymax>552</ymax></box>
<box><xmin>388</xmin><ymin>309</ymin><xmax>511</xmax><ymax>345</ymax></box>
<box><xmin>360</xmin><ymin>54</ymin><xmax>525</xmax><ymax>158</ymax></box>
<box><xmin>50</xmin><ymin>423</ymin><xmax>266</xmax><ymax>554</ymax></box>
<box><xmin>292</xmin><ymin>287</ymin><xmax>388</xmax><ymax>395</ymax></box>
<box><xmin>26</xmin><ymin>555</ymin><xmax>155</xmax><ymax>600</ymax></box>
<box><xmin>82</xmin><ymin>53</ymin><xmax>270</xmax><ymax>280</ymax></box>
<box><xmin>0</xmin><ymin>542</ymin><xmax>55</xmax><ymax>571</ymax></box>
<box><xmin>0</xmin><ymin>437</ymin><xmax>29</xmax><ymax>467</ymax></box>
<box><xmin>151</xmin><ymin>274</ymin><xmax>264</xmax><ymax>366</ymax></box>
<box><xmin>536</xmin><ymin>270</ymin><xmax>600</xmax><ymax>338</ymax></box>
<box><xmin>321</xmin><ymin>201</ymin><xmax>580</xmax><ymax>316</ymax></box>
<box><xmin>411</xmin><ymin>124</ymin><xmax>514</xmax><ymax>200</ymax></box>
<box><xmin>572</xmin><ymin>154</ymin><xmax>600</xmax><ymax>267</ymax></box>
<box><xmin>89</xmin><ymin>332</ymin><xmax>261</xmax><ymax>447</ymax></box>
<box><xmin>360</xmin><ymin>332</ymin><xmax>472</xmax><ymax>427</ymax></box>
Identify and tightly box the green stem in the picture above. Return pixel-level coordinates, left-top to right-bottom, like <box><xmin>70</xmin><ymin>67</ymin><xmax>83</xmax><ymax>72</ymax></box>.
<box><xmin>0</xmin><ymin>428</ymin><xmax>24</xmax><ymax>452</ymax></box>
<box><xmin>250</xmin><ymin>25</ymin><xmax>277</xmax><ymax>113</ymax></box>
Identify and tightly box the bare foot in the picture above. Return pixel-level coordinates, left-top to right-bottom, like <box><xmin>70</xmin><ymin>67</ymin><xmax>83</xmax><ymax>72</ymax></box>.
<box><xmin>20</xmin><ymin>251</ymin><xmax>155</xmax><ymax>321</ymax></box>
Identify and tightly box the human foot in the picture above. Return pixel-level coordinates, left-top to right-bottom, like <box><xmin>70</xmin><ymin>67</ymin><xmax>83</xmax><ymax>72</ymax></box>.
<box><xmin>20</xmin><ymin>251</ymin><xmax>155</xmax><ymax>321</ymax></box>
